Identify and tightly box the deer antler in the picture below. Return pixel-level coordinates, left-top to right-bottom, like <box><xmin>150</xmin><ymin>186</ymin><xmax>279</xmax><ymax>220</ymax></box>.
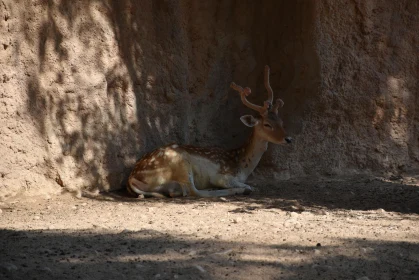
<box><xmin>264</xmin><ymin>65</ymin><xmax>274</xmax><ymax>104</ymax></box>
<box><xmin>230</xmin><ymin>82</ymin><xmax>269</xmax><ymax>115</ymax></box>
<box><xmin>272</xmin><ymin>98</ymin><xmax>284</xmax><ymax>114</ymax></box>
<box><xmin>231</xmin><ymin>65</ymin><xmax>284</xmax><ymax>115</ymax></box>
<box><xmin>265</xmin><ymin>66</ymin><xmax>284</xmax><ymax>114</ymax></box>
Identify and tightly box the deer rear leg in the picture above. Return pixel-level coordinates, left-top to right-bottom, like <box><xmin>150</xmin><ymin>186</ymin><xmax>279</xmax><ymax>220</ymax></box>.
<box><xmin>128</xmin><ymin>177</ymin><xmax>188</xmax><ymax>198</ymax></box>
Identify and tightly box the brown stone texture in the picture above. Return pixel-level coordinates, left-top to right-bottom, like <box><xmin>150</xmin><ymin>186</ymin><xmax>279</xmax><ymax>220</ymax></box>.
<box><xmin>0</xmin><ymin>0</ymin><xmax>418</xmax><ymax>198</ymax></box>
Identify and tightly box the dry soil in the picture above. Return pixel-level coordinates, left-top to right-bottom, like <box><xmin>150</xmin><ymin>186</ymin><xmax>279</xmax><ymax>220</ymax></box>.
<box><xmin>1</xmin><ymin>175</ymin><xmax>418</xmax><ymax>280</ymax></box>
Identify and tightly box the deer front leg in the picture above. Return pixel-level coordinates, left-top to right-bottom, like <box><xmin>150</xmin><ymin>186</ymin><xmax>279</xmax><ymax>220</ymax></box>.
<box><xmin>221</xmin><ymin>180</ymin><xmax>256</xmax><ymax>195</ymax></box>
<box><xmin>187</xmin><ymin>172</ymin><xmax>252</xmax><ymax>197</ymax></box>
<box><xmin>190</xmin><ymin>186</ymin><xmax>252</xmax><ymax>197</ymax></box>
<box><xmin>210</xmin><ymin>176</ymin><xmax>256</xmax><ymax>192</ymax></box>
<box><xmin>226</xmin><ymin>180</ymin><xmax>255</xmax><ymax>192</ymax></box>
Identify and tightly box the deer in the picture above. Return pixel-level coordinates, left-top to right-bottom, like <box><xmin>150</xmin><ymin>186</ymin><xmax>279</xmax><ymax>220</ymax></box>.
<box><xmin>127</xmin><ymin>65</ymin><xmax>292</xmax><ymax>198</ymax></box>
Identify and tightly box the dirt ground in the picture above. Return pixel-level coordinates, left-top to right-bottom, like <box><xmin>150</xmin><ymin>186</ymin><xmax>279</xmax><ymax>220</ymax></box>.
<box><xmin>1</xmin><ymin>175</ymin><xmax>418</xmax><ymax>280</ymax></box>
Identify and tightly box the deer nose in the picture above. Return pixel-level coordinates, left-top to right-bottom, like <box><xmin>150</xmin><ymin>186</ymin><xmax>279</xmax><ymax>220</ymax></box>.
<box><xmin>285</xmin><ymin>137</ymin><xmax>292</xmax><ymax>144</ymax></box>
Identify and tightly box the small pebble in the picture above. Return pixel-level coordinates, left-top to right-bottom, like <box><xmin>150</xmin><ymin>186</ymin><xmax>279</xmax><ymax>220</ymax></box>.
<box><xmin>92</xmin><ymin>223</ymin><xmax>108</xmax><ymax>229</ymax></box>
<box><xmin>194</xmin><ymin>265</ymin><xmax>206</xmax><ymax>273</ymax></box>
<box><xmin>290</xmin><ymin>212</ymin><xmax>299</xmax><ymax>218</ymax></box>
<box><xmin>233</xmin><ymin>217</ymin><xmax>242</xmax><ymax>223</ymax></box>
<box><xmin>188</xmin><ymin>250</ymin><xmax>197</xmax><ymax>256</ymax></box>
<box><xmin>294</xmin><ymin>222</ymin><xmax>302</xmax><ymax>229</ymax></box>
<box><xmin>283</xmin><ymin>218</ymin><xmax>302</xmax><ymax>229</ymax></box>
<box><xmin>74</xmin><ymin>191</ymin><xmax>82</xmax><ymax>199</ymax></box>
<box><xmin>291</xmin><ymin>205</ymin><xmax>305</xmax><ymax>211</ymax></box>
<box><xmin>213</xmin><ymin>249</ymin><xmax>233</xmax><ymax>255</ymax></box>
<box><xmin>41</xmin><ymin>266</ymin><xmax>52</xmax><ymax>273</ymax></box>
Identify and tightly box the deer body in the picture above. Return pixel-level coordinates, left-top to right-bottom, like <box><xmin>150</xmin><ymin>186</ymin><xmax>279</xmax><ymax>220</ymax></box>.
<box><xmin>128</xmin><ymin>66</ymin><xmax>291</xmax><ymax>198</ymax></box>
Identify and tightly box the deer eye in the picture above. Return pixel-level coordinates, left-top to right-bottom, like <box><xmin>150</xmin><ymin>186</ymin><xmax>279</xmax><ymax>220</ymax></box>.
<box><xmin>264</xmin><ymin>123</ymin><xmax>272</xmax><ymax>129</ymax></box>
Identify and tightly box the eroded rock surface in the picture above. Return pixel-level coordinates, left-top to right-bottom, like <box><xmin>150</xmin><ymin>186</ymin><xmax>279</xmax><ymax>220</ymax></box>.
<box><xmin>0</xmin><ymin>0</ymin><xmax>418</xmax><ymax>197</ymax></box>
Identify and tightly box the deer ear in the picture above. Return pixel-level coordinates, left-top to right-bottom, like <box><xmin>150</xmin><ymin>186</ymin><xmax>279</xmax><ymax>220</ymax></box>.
<box><xmin>240</xmin><ymin>115</ymin><xmax>259</xmax><ymax>127</ymax></box>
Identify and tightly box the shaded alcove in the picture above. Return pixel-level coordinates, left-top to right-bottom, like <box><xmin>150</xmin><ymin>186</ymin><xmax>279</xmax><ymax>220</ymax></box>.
<box><xmin>173</xmin><ymin>0</ymin><xmax>320</xmax><ymax>181</ymax></box>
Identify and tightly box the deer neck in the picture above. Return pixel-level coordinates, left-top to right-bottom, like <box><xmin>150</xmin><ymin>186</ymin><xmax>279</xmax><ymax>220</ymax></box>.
<box><xmin>236</xmin><ymin>129</ymin><xmax>268</xmax><ymax>180</ymax></box>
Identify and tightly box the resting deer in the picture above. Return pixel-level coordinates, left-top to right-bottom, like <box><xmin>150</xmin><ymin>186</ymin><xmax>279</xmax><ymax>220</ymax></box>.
<box><xmin>127</xmin><ymin>66</ymin><xmax>292</xmax><ymax>198</ymax></box>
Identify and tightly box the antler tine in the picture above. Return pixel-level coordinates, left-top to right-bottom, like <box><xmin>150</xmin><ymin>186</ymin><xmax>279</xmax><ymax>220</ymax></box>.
<box><xmin>230</xmin><ymin>82</ymin><xmax>266</xmax><ymax>115</ymax></box>
<box><xmin>272</xmin><ymin>98</ymin><xmax>284</xmax><ymax>113</ymax></box>
<box><xmin>264</xmin><ymin>65</ymin><xmax>274</xmax><ymax>104</ymax></box>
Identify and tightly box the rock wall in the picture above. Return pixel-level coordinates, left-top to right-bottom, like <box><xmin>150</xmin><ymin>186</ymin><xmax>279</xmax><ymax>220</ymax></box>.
<box><xmin>310</xmin><ymin>0</ymin><xmax>419</xmax><ymax>175</ymax></box>
<box><xmin>0</xmin><ymin>0</ymin><xmax>418</xmax><ymax>198</ymax></box>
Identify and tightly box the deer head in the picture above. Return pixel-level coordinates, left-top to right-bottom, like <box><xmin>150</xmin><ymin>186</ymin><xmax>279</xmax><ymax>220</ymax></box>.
<box><xmin>231</xmin><ymin>65</ymin><xmax>291</xmax><ymax>145</ymax></box>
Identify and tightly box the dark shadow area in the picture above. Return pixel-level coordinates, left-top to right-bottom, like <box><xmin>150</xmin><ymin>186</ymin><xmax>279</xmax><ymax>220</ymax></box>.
<box><xmin>234</xmin><ymin>176</ymin><xmax>419</xmax><ymax>215</ymax></box>
<box><xmin>0</xmin><ymin>228</ymin><xmax>418</xmax><ymax>280</ymax></box>
<box><xmin>89</xmin><ymin>175</ymin><xmax>419</xmax><ymax>216</ymax></box>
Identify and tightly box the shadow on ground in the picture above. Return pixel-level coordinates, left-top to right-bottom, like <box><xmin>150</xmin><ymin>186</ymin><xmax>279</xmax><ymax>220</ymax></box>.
<box><xmin>0</xmin><ymin>228</ymin><xmax>418</xmax><ymax>280</ymax></box>
<box><xmin>90</xmin><ymin>175</ymin><xmax>419</xmax><ymax>215</ymax></box>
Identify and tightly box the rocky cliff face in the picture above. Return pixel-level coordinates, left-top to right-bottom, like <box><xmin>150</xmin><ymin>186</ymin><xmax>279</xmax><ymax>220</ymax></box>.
<box><xmin>310</xmin><ymin>0</ymin><xmax>419</xmax><ymax>175</ymax></box>
<box><xmin>0</xmin><ymin>0</ymin><xmax>418</xmax><ymax>198</ymax></box>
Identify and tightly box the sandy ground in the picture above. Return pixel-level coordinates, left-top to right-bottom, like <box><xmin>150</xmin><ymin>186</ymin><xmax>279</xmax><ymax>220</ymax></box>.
<box><xmin>0</xmin><ymin>175</ymin><xmax>418</xmax><ymax>280</ymax></box>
